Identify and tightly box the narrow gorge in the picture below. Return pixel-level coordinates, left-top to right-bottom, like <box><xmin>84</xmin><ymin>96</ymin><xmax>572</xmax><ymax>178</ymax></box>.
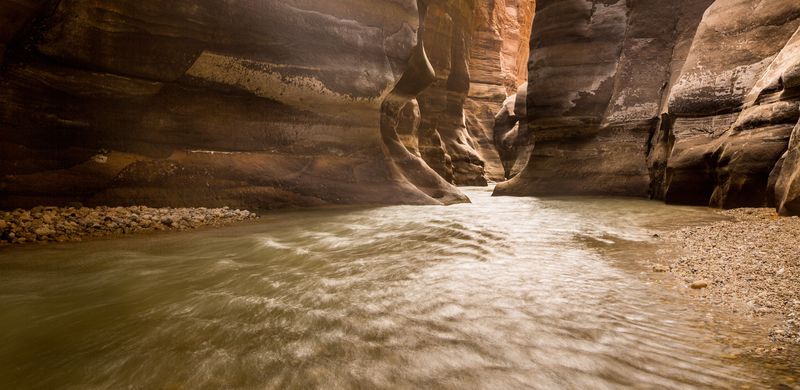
<box><xmin>1</xmin><ymin>1</ymin><xmax>799</xmax><ymax>389</ymax></box>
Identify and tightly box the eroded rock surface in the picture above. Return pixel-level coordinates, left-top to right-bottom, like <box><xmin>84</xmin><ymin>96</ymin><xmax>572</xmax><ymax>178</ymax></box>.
<box><xmin>496</xmin><ymin>0</ymin><xmax>714</xmax><ymax>197</ymax></box>
<box><xmin>0</xmin><ymin>0</ymin><xmax>469</xmax><ymax>209</ymax></box>
<box><xmin>411</xmin><ymin>0</ymin><xmax>535</xmax><ymax>186</ymax></box>
<box><xmin>493</xmin><ymin>83</ymin><xmax>531</xmax><ymax>179</ymax></box>
<box><xmin>497</xmin><ymin>0</ymin><xmax>800</xmax><ymax>216</ymax></box>
<box><xmin>465</xmin><ymin>0</ymin><xmax>535</xmax><ymax>182</ymax></box>
<box><xmin>0</xmin><ymin>0</ymin><xmax>540</xmax><ymax>208</ymax></box>
<box><xmin>662</xmin><ymin>0</ymin><xmax>800</xmax><ymax>209</ymax></box>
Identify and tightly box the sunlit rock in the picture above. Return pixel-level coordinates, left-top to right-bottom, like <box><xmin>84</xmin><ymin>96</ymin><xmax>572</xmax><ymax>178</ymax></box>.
<box><xmin>0</xmin><ymin>0</ymin><xmax>467</xmax><ymax>209</ymax></box>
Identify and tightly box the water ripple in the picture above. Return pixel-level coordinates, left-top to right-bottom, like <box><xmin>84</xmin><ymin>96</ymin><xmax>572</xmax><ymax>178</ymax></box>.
<box><xmin>0</xmin><ymin>187</ymin><xmax>796</xmax><ymax>388</ymax></box>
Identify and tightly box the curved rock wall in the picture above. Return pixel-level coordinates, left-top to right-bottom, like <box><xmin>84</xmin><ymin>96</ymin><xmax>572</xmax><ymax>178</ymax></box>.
<box><xmin>493</xmin><ymin>83</ymin><xmax>531</xmax><ymax>179</ymax></box>
<box><xmin>662</xmin><ymin>0</ymin><xmax>800</xmax><ymax>210</ymax></box>
<box><xmin>498</xmin><ymin>0</ymin><xmax>800</xmax><ymax>216</ymax></box>
<box><xmin>0</xmin><ymin>0</ymin><xmax>469</xmax><ymax>209</ymax></box>
<box><xmin>466</xmin><ymin>0</ymin><xmax>535</xmax><ymax>182</ymax></box>
<box><xmin>410</xmin><ymin>0</ymin><xmax>535</xmax><ymax>186</ymax></box>
<box><xmin>496</xmin><ymin>0</ymin><xmax>713</xmax><ymax>197</ymax></box>
<box><xmin>413</xmin><ymin>0</ymin><xmax>476</xmax><ymax>185</ymax></box>
<box><xmin>14</xmin><ymin>0</ymin><xmax>795</xmax><ymax>215</ymax></box>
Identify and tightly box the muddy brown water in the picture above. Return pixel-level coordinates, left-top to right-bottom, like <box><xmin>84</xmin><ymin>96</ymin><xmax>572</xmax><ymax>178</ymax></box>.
<box><xmin>0</xmin><ymin>187</ymin><xmax>797</xmax><ymax>389</ymax></box>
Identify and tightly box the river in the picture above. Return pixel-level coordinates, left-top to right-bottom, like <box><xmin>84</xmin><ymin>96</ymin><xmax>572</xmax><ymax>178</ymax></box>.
<box><xmin>0</xmin><ymin>187</ymin><xmax>797</xmax><ymax>389</ymax></box>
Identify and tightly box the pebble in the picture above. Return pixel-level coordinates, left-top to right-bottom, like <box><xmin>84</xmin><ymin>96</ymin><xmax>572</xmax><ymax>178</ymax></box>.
<box><xmin>690</xmin><ymin>280</ymin><xmax>710</xmax><ymax>289</ymax></box>
<box><xmin>0</xmin><ymin>206</ymin><xmax>258</xmax><ymax>246</ymax></box>
<box><xmin>652</xmin><ymin>264</ymin><xmax>669</xmax><ymax>273</ymax></box>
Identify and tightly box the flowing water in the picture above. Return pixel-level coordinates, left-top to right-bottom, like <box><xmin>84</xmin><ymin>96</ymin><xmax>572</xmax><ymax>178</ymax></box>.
<box><xmin>0</xmin><ymin>187</ymin><xmax>797</xmax><ymax>389</ymax></box>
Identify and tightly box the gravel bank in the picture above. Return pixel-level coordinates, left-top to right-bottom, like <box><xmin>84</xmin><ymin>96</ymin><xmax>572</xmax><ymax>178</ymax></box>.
<box><xmin>0</xmin><ymin>206</ymin><xmax>258</xmax><ymax>246</ymax></box>
<box><xmin>658</xmin><ymin>208</ymin><xmax>800</xmax><ymax>346</ymax></box>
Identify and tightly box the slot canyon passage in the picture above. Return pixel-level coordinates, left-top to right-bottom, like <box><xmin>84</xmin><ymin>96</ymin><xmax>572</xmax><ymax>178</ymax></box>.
<box><xmin>1</xmin><ymin>0</ymin><xmax>800</xmax><ymax>388</ymax></box>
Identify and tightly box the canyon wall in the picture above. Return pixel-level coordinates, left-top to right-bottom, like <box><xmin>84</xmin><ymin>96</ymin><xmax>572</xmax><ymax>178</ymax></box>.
<box><xmin>497</xmin><ymin>0</ymin><xmax>800</xmax><ymax>216</ymax></box>
<box><xmin>404</xmin><ymin>0</ymin><xmax>535</xmax><ymax>186</ymax></box>
<box><xmin>496</xmin><ymin>0</ymin><xmax>714</xmax><ymax>197</ymax></box>
<box><xmin>11</xmin><ymin>0</ymin><xmax>798</xmax><ymax>215</ymax></box>
<box><xmin>662</xmin><ymin>0</ymin><xmax>800</xmax><ymax>211</ymax></box>
<box><xmin>0</xmin><ymin>0</ymin><xmax>537</xmax><ymax>209</ymax></box>
<box><xmin>465</xmin><ymin>0</ymin><xmax>535</xmax><ymax>182</ymax></box>
<box><xmin>0</xmin><ymin>0</ymin><xmax>470</xmax><ymax>209</ymax></box>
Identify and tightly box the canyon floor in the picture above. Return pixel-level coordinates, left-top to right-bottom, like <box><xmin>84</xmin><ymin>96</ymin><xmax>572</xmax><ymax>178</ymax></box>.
<box><xmin>0</xmin><ymin>192</ymin><xmax>799</xmax><ymax>388</ymax></box>
<box><xmin>651</xmin><ymin>209</ymin><xmax>800</xmax><ymax>349</ymax></box>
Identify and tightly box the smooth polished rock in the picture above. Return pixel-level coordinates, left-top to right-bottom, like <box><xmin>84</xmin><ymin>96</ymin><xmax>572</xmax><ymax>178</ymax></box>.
<box><xmin>0</xmin><ymin>0</ymin><xmax>468</xmax><ymax>209</ymax></box>
<box><xmin>497</xmin><ymin>0</ymin><xmax>712</xmax><ymax>197</ymax></box>
<box><xmin>496</xmin><ymin>0</ymin><xmax>800</xmax><ymax>216</ymax></box>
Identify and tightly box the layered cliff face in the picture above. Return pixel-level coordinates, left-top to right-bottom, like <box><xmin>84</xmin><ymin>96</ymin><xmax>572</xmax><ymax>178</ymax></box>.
<box><xmin>497</xmin><ymin>0</ymin><xmax>800</xmax><ymax>216</ymax></box>
<box><xmin>406</xmin><ymin>0</ymin><xmax>535</xmax><ymax>186</ymax></box>
<box><xmin>493</xmin><ymin>83</ymin><xmax>530</xmax><ymax>179</ymax></box>
<box><xmin>466</xmin><ymin>0</ymin><xmax>535</xmax><ymax>182</ymax></box>
<box><xmin>11</xmin><ymin>0</ymin><xmax>797</xmax><ymax>215</ymax></box>
<box><xmin>662</xmin><ymin>0</ymin><xmax>800</xmax><ymax>211</ymax></box>
<box><xmin>0</xmin><ymin>0</ymin><xmax>540</xmax><ymax>209</ymax></box>
<box><xmin>0</xmin><ymin>0</ymin><xmax>469</xmax><ymax>209</ymax></box>
<box><xmin>411</xmin><ymin>0</ymin><xmax>477</xmax><ymax>185</ymax></box>
<box><xmin>496</xmin><ymin>0</ymin><xmax>714</xmax><ymax>197</ymax></box>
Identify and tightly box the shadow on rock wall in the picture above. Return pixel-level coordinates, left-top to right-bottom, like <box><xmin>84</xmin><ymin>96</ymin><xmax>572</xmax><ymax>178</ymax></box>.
<box><xmin>496</xmin><ymin>0</ymin><xmax>800</xmax><ymax>216</ymax></box>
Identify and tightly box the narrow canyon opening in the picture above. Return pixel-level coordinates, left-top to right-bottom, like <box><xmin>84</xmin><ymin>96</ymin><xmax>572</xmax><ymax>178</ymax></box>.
<box><xmin>385</xmin><ymin>0</ymin><xmax>536</xmax><ymax>191</ymax></box>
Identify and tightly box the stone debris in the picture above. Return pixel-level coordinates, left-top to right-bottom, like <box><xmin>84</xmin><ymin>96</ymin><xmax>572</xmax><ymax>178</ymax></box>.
<box><xmin>0</xmin><ymin>206</ymin><xmax>257</xmax><ymax>246</ymax></box>
<box><xmin>663</xmin><ymin>208</ymin><xmax>800</xmax><ymax>345</ymax></box>
<box><xmin>652</xmin><ymin>264</ymin><xmax>669</xmax><ymax>273</ymax></box>
<box><xmin>690</xmin><ymin>280</ymin><xmax>710</xmax><ymax>289</ymax></box>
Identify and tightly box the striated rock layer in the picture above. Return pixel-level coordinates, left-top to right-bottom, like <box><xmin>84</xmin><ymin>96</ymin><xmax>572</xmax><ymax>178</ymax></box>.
<box><xmin>403</xmin><ymin>0</ymin><xmax>535</xmax><ymax>186</ymax></box>
<box><xmin>466</xmin><ymin>0</ymin><xmax>535</xmax><ymax>182</ymax></box>
<box><xmin>497</xmin><ymin>0</ymin><xmax>800</xmax><ymax>216</ymax></box>
<box><xmin>0</xmin><ymin>0</ymin><xmax>470</xmax><ymax>210</ymax></box>
<box><xmin>497</xmin><ymin>0</ymin><xmax>714</xmax><ymax>197</ymax></box>
<box><xmin>662</xmin><ymin>0</ymin><xmax>800</xmax><ymax>211</ymax></box>
<box><xmin>0</xmin><ymin>0</ymin><xmax>540</xmax><ymax>208</ymax></box>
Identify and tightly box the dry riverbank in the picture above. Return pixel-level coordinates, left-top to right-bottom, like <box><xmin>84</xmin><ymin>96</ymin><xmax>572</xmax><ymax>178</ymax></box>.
<box><xmin>0</xmin><ymin>206</ymin><xmax>258</xmax><ymax>246</ymax></box>
<box><xmin>653</xmin><ymin>208</ymin><xmax>800</xmax><ymax>348</ymax></box>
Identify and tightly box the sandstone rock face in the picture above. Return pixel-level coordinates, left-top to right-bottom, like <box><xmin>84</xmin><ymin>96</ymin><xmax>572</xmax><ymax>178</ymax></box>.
<box><xmin>774</xmin><ymin>118</ymin><xmax>800</xmax><ymax>215</ymax></box>
<box><xmin>413</xmin><ymin>0</ymin><xmax>477</xmax><ymax>185</ymax></box>
<box><xmin>497</xmin><ymin>0</ymin><xmax>800</xmax><ymax>216</ymax></box>
<box><xmin>768</xmin><ymin>28</ymin><xmax>800</xmax><ymax>215</ymax></box>
<box><xmin>496</xmin><ymin>0</ymin><xmax>714</xmax><ymax>197</ymax></box>
<box><xmin>493</xmin><ymin>83</ymin><xmax>531</xmax><ymax>179</ymax></box>
<box><xmin>466</xmin><ymin>0</ymin><xmax>535</xmax><ymax>182</ymax></box>
<box><xmin>0</xmin><ymin>0</ymin><xmax>469</xmax><ymax>209</ymax></box>
<box><xmin>662</xmin><ymin>0</ymin><xmax>800</xmax><ymax>209</ymax></box>
<box><xmin>409</xmin><ymin>0</ymin><xmax>535</xmax><ymax>186</ymax></box>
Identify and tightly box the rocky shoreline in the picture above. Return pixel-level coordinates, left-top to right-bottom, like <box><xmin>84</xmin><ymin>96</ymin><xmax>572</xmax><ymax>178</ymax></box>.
<box><xmin>654</xmin><ymin>209</ymin><xmax>800</xmax><ymax>347</ymax></box>
<box><xmin>0</xmin><ymin>206</ymin><xmax>258</xmax><ymax>246</ymax></box>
